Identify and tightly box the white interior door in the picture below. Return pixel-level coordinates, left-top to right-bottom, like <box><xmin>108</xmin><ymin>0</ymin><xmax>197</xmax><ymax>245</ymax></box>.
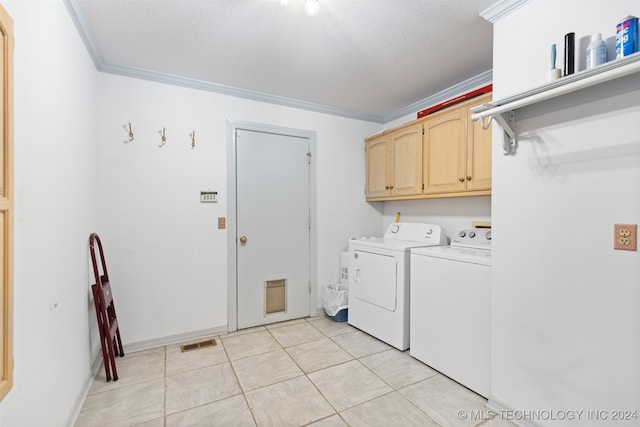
<box><xmin>236</xmin><ymin>128</ymin><xmax>310</xmax><ymax>329</ymax></box>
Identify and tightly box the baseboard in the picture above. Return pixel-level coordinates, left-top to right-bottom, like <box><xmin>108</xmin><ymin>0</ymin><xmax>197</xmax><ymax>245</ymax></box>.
<box><xmin>123</xmin><ymin>325</ymin><xmax>230</xmax><ymax>353</ymax></box>
<box><xmin>486</xmin><ymin>396</ymin><xmax>541</xmax><ymax>427</ymax></box>
<box><xmin>66</xmin><ymin>349</ymin><xmax>105</xmax><ymax>427</ymax></box>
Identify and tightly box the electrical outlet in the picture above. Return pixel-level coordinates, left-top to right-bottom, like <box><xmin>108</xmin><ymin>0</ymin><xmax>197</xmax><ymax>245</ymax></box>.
<box><xmin>218</xmin><ymin>217</ymin><xmax>226</xmax><ymax>229</ymax></box>
<box><xmin>614</xmin><ymin>224</ymin><xmax>637</xmax><ymax>251</ymax></box>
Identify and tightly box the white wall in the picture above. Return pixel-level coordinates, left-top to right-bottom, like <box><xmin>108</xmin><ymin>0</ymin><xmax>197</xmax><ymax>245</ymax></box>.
<box><xmin>382</xmin><ymin>197</ymin><xmax>491</xmax><ymax>241</ymax></box>
<box><xmin>491</xmin><ymin>1</ymin><xmax>640</xmax><ymax>424</ymax></box>
<box><xmin>0</xmin><ymin>1</ymin><xmax>383</xmax><ymax>425</ymax></box>
<box><xmin>96</xmin><ymin>73</ymin><xmax>382</xmax><ymax>346</ymax></box>
<box><xmin>0</xmin><ymin>1</ymin><xmax>100</xmax><ymax>426</ymax></box>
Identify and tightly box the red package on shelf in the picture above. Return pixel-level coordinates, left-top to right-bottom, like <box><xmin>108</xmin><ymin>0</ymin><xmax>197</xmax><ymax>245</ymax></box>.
<box><xmin>418</xmin><ymin>84</ymin><xmax>492</xmax><ymax>119</ymax></box>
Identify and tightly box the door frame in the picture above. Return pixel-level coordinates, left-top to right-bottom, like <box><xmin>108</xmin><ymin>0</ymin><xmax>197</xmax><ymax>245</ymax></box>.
<box><xmin>226</xmin><ymin>120</ymin><xmax>317</xmax><ymax>332</ymax></box>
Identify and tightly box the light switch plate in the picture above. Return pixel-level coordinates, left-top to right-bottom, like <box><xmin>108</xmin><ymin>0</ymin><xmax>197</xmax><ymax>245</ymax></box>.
<box><xmin>218</xmin><ymin>217</ymin><xmax>226</xmax><ymax>229</ymax></box>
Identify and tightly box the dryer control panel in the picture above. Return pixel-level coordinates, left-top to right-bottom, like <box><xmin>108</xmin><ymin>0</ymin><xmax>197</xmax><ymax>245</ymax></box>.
<box><xmin>383</xmin><ymin>222</ymin><xmax>446</xmax><ymax>245</ymax></box>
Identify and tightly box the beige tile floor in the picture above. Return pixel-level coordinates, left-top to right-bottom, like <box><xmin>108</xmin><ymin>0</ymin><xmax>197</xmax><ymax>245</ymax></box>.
<box><xmin>75</xmin><ymin>317</ymin><xmax>514</xmax><ymax>427</ymax></box>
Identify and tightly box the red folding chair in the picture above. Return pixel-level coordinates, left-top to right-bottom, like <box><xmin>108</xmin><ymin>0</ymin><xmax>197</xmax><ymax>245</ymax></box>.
<box><xmin>89</xmin><ymin>233</ymin><xmax>124</xmax><ymax>381</ymax></box>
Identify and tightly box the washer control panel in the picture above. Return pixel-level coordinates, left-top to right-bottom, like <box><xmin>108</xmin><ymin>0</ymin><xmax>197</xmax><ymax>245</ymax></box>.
<box><xmin>451</xmin><ymin>228</ymin><xmax>492</xmax><ymax>250</ymax></box>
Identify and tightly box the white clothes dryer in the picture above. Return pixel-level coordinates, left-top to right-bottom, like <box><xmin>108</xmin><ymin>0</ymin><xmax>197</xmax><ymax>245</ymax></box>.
<box><xmin>348</xmin><ymin>223</ymin><xmax>447</xmax><ymax>351</ymax></box>
<box><xmin>410</xmin><ymin>228</ymin><xmax>491</xmax><ymax>397</ymax></box>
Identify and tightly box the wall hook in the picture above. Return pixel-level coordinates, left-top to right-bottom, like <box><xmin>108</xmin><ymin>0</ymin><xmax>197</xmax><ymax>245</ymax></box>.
<box><xmin>160</xmin><ymin>127</ymin><xmax>166</xmax><ymax>146</ymax></box>
<box><xmin>191</xmin><ymin>131</ymin><xmax>195</xmax><ymax>149</ymax></box>
<box><xmin>128</xmin><ymin>122</ymin><xmax>134</xmax><ymax>141</ymax></box>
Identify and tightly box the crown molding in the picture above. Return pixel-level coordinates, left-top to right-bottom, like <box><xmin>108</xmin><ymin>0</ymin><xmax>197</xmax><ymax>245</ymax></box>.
<box><xmin>65</xmin><ymin>0</ymin><xmax>492</xmax><ymax>125</ymax></box>
<box><xmin>63</xmin><ymin>0</ymin><xmax>386</xmax><ymax>123</ymax></box>
<box><xmin>64</xmin><ymin>0</ymin><xmax>103</xmax><ymax>66</ymax></box>
<box><xmin>99</xmin><ymin>63</ymin><xmax>386</xmax><ymax>123</ymax></box>
<box><xmin>384</xmin><ymin>70</ymin><xmax>493</xmax><ymax>123</ymax></box>
<box><xmin>480</xmin><ymin>0</ymin><xmax>532</xmax><ymax>23</ymax></box>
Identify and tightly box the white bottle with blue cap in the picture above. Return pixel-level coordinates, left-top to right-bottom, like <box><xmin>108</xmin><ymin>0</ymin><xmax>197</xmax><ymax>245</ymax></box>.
<box><xmin>586</xmin><ymin>33</ymin><xmax>607</xmax><ymax>69</ymax></box>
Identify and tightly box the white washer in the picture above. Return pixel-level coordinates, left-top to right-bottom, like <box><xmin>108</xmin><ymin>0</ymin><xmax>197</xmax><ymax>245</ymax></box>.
<box><xmin>348</xmin><ymin>223</ymin><xmax>447</xmax><ymax>350</ymax></box>
<box><xmin>410</xmin><ymin>228</ymin><xmax>491</xmax><ymax>397</ymax></box>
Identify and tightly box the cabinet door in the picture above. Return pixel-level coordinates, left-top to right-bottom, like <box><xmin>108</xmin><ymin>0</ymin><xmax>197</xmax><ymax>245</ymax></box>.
<box><xmin>0</xmin><ymin>4</ymin><xmax>12</xmax><ymax>400</ymax></box>
<box><xmin>423</xmin><ymin>108</ymin><xmax>467</xmax><ymax>194</ymax></box>
<box><xmin>365</xmin><ymin>135</ymin><xmax>391</xmax><ymax>198</ymax></box>
<box><xmin>390</xmin><ymin>123</ymin><xmax>422</xmax><ymax>196</ymax></box>
<box><xmin>466</xmin><ymin>95</ymin><xmax>492</xmax><ymax>191</ymax></box>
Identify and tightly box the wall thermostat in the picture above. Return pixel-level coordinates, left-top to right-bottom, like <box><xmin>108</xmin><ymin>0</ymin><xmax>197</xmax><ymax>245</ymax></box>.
<box><xmin>200</xmin><ymin>191</ymin><xmax>218</xmax><ymax>203</ymax></box>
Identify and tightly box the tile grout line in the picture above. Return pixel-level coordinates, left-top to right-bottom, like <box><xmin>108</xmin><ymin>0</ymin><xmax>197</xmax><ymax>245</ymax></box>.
<box><xmin>80</xmin><ymin>317</ymin><xmax>492</xmax><ymax>427</ymax></box>
<box><xmin>303</xmin><ymin>317</ymin><xmax>406</xmax><ymax>424</ymax></box>
<box><xmin>300</xmin><ymin>318</ymin><xmax>353</xmax><ymax>426</ymax></box>
<box><xmin>291</xmin><ymin>319</ymin><xmax>343</xmax><ymax>419</ymax></box>
<box><xmin>314</xmin><ymin>318</ymin><xmax>442</xmax><ymax>424</ymax></box>
<box><xmin>261</xmin><ymin>318</ymin><xmax>352</xmax><ymax>425</ymax></box>
<box><xmin>219</xmin><ymin>331</ymin><xmax>260</xmax><ymax>427</ymax></box>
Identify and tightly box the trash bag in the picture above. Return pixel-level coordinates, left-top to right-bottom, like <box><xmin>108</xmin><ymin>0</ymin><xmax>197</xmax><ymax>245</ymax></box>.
<box><xmin>323</xmin><ymin>282</ymin><xmax>348</xmax><ymax>318</ymax></box>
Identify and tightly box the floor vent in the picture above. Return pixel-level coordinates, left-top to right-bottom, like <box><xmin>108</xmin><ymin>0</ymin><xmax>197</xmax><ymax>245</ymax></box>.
<box><xmin>180</xmin><ymin>339</ymin><xmax>217</xmax><ymax>353</ymax></box>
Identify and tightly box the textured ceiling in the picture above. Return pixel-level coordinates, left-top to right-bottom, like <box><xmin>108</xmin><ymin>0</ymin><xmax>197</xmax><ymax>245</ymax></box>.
<box><xmin>70</xmin><ymin>0</ymin><xmax>496</xmax><ymax>122</ymax></box>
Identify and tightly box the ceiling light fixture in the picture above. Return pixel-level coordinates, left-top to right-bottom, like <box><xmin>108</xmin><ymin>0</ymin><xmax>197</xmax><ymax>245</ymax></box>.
<box><xmin>304</xmin><ymin>0</ymin><xmax>319</xmax><ymax>17</ymax></box>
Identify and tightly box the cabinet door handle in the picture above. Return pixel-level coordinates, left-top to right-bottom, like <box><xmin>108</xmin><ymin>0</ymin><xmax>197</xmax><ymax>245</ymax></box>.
<box><xmin>467</xmin><ymin>176</ymin><xmax>472</xmax><ymax>181</ymax></box>
<box><xmin>389</xmin><ymin>185</ymin><xmax>394</xmax><ymax>189</ymax></box>
<box><xmin>459</xmin><ymin>177</ymin><xmax>465</xmax><ymax>182</ymax></box>
<box><xmin>385</xmin><ymin>186</ymin><xmax>390</xmax><ymax>190</ymax></box>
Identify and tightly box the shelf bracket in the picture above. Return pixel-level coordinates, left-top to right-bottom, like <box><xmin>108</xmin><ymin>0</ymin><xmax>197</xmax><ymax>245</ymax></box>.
<box><xmin>471</xmin><ymin>105</ymin><xmax>518</xmax><ymax>156</ymax></box>
<box><xmin>470</xmin><ymin>54</ymin><xmax>640</xmax><ymax>157</ymax></box>
<box><xmin>493</xmin><ymin>111</ymin><xmax>517</xmax><ymax>155</ymax></box>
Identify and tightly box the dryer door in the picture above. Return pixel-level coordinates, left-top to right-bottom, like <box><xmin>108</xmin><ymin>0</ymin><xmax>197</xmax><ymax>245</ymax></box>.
<box><xmin>352</xmin><ymin>250</ymin><xmax>397</xmax><ymax>311</ymax></box>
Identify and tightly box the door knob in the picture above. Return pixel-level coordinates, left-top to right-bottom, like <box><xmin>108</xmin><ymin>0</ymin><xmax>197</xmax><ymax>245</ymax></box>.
<box><xmin>459</xmin><ymin>177</ymin><xmax>465</xmax><ymax>182</ymax></box>
<box><xmin>239</xmin><ymin>236</ymin><xmax>248</xmax><ymax>244</ymax></box>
